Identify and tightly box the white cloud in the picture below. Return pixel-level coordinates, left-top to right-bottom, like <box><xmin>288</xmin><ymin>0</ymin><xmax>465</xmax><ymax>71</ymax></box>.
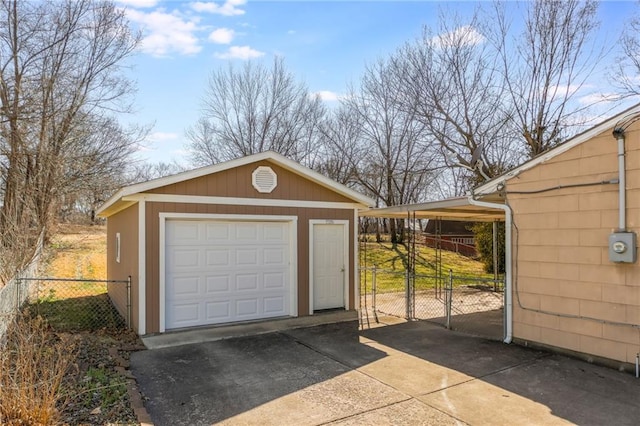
<box><xmin>578</xmin><ymin>92</ymin><xmax>620</xmax><ymax>105</ymax></box>
<box><xmin>191</xmin><ymin>0</ymin><xmax>246</xmax><ymax>16</ymax></box>
<box><xmin>127</xmin><ymin>9</ymin><xmax>201</xmax><ymax>57</ymax></box>
<box><xmin>311</xmin><ymin>90</ymin><xmax>341</xmax><ymax>102</ymax></box>
<box><xmin>215</xmin><ymin>45</ymin><xmax>264</xmax><ymax>60</ymax></box>
<box><xmin>287</xmin><ymin>30</ymin><xmax>296</xmax><ymax>35</ymax></box>
<box><xmin>148</xmin><ymin>131</ymin><xmax>179</xmax><ymax>142</ymax></box>
<box><xmin>432</xmin><ymin>25</ymin><xmax>484</xmax><ymax>49</ymax></box>
<box><xmin>208</xmin><ymin>28</ymin><xmax>235</xmax><ymax>44</ymax></box>
<box><xmin>117</xmin><ymin>0</ymin><xmax>158</xmax><ymax>8</ymax></box>
<box><xmin>546</xmin><ymin>84</ymin><xmax>582</xmax><ymax>100</ymax></box>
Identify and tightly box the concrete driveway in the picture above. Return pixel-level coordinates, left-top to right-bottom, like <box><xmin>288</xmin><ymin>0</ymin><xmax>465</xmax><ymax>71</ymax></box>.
<box><xmin>131</xmin><ymin>319</ymin><xmax>640</xmax><ymax>425</ymax></box>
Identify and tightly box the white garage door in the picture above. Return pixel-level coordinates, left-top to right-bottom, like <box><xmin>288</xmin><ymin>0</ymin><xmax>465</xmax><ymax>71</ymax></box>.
<box><xmin>165</xmin><ymin>220</ymin><xmax>291</xmax><ymax>330</ymax></box>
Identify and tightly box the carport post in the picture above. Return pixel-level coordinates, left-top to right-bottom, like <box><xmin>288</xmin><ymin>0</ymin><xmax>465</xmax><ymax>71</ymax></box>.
<box><xmin>446</xmin><ymin>269</ymin><xmax>453</xmax><ymax>329</ymax></box>
<box><xmin>493</xmin><ymin>221</ymin><xmax>498</xmax><ymax>292</ymax></box>
<box><xmin>372</xmin><ymin>265</ymin><xmax>377</xmax><ymax>312</ymax></box>
<box><xmin>405</xmin><ymin>270</ymin><xmax>410</xmax><ymax>320</ymax></box>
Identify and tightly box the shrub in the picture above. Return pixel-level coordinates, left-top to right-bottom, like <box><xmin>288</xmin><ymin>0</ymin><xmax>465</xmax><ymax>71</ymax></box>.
<box><xmin>0</xmin><ymin>312</ymin><xmax>77</xmax><ymax>425</ymax></box>
<box><xmin>470</xmin><ymin>222</ymin><xmax>505</xmax><ymax>274</ymax></box>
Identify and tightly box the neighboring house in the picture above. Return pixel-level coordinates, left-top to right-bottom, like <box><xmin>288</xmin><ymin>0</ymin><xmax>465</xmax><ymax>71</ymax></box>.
<box><xmin>473</xmin><ymin>104</ymin><xmax>640</xmax><ymax>369</ymax></box>
<box><xmin>363</xmin><ymin>103</ymin><xmax>640</xmax><ymax>371</ymax></box>
<box><xmin>97</xmin><ymin>151</ymin><xmax>374</xmax><ymax>335</ymax></box>
<box><xmin>423</xmin><ymin>220</ymin><xmax>477</xmax><ymax>257</ymax></box>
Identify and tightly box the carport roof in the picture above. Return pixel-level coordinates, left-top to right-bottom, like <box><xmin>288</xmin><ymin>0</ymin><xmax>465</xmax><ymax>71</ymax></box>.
<box><xmin>361</xmin><ymin>197</ymin><xmax>505</xmax><ymax>222</ymax></box>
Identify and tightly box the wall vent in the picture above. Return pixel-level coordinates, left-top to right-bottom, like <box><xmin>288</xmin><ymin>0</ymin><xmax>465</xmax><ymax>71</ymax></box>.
<box><xmin>252</xmin><ymin>166</ymin><xmax>277</xmax><ymax>193</ymax></box>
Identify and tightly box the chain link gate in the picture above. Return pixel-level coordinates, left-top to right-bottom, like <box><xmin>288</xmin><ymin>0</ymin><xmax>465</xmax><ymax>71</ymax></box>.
<box><xmin>360</xmin><ymin>216</ymin><xmax>505</xmax><ymax>340</ymax></box>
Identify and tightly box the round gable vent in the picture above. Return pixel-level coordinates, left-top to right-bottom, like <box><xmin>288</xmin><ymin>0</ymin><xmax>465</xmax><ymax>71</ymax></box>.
<box><xmin>252</xmin><ymin>166</ymin><xmax>277</xmax><ymax>193</ymax></box>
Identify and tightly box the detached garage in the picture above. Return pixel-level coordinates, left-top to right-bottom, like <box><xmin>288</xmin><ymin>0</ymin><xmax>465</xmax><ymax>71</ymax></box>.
<box><xmin>97</xmin><ymin>151</ymin><xmax>374</xmax><ymax>335</ymax></box>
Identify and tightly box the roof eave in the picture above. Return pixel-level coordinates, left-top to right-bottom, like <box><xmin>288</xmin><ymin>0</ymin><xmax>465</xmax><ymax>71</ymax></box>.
<box><xmin>97</xmin><ymin>151</ymin><xmax>375</xmax><ymax>217</ymax></box>
<box><xmin>473</xmin><ymin>102</ymin><xmax>640</xmax><ymax>197</ymax></box>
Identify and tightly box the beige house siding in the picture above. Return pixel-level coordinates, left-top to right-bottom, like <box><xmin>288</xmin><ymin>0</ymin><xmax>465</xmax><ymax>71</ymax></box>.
<box><xmin>506</xmin><ymin>123</ymin><xmax>640</xmax><ymax>364</ymax></box>
<box><xmin>106</xmin><ymin>203</ymin><xmax>139</xmax><ymax>332</ymax></box>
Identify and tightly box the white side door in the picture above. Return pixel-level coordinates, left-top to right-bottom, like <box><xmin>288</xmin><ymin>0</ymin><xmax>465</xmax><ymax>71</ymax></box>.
<box><xmin>311</xmin><ymin>222</ymin><xmax>348</xmax><ymax>311</ymax></box>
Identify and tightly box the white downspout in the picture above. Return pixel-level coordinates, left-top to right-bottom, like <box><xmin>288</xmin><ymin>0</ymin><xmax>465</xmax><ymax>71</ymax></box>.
<box><xmin>468</xmin><ymin>196</ymin><xmax>513</xmax><ymax>344</ymax></box>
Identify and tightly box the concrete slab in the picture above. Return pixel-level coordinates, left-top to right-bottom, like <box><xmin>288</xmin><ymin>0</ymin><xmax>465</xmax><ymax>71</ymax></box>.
<box><xmin>419</xmin><ymin>377</ymin><xmax>573</xmax><ymax>426</ymax></box>
<box><xmin>141</xmin><ymin>310</ymin><xmax>356</xmax><ymax>349</ymax></box>
<box><xmin>132</xmin><ymin>329</ymin><xmax>395</xmax><ymax>425</ymax></box>
<box><xmin>131</xmin><ymin>319</ymin><xmax>640</xmax><ymax>426</ymax></box>
<box><xmin>327</xmin><ymin>399</ymin><xmax>465</xmax><ymax>426</ymax></box>
<box><xmin>434</xmin><ymin>353</ymin><xmax>640</xmax><ymax>426</ymax></box>
<box><xmin>216</xmin><ymin>371</ymin><xmax>410</xmax><ymax>426</ymax></box>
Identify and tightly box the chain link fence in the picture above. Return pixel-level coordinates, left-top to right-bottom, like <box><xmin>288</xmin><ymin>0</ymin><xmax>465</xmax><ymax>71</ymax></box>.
<box><xmin>20</xmin><ymin>278</ymin><xmax>131</xmax><ymax>332</ymax></box>
<box><xmin>0</xmin><ymin>256</ymin><xmax>40</xmax><ymax>341</ymax></box>
<box><xmin>1</xmin><ymin>274</ymin><xmax>131</xmax><ymax>335</ymax></box>
<box><xmin>360</xmin><ymin>267</ymin><xmax>504</xmax><ymax>340</ymax></box>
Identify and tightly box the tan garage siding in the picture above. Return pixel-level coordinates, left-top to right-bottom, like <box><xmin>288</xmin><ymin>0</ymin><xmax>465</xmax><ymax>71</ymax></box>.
<box><xmin>143</xmin><ymin>202</ymin><xmax>355</xmax><ymax>334</ymax></box>
<box><xmin>145</xmin><ymin>161</ymin><xmax>354</xmax><ymax>203</ymax></box>
<box><xmin>106</xmin><ymin>203</ymin><xmax>139</xmax><ymax>331</ymax></box>
<box><xmin>506</xmin><ymin>124</ymin><xmax>640</xmax><ymax>364</ymax></box>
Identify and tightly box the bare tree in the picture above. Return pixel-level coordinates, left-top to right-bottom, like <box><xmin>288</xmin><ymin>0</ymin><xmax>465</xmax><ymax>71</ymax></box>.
<box><xmin>315</xmin><ymin>107</ymin><xmax>363</xmax><ymax>187</ymax></box>
<box><xmin>58</xmin><ymin>116</ymin><xmax>149</xmax><ymax>224</ymax></box>
<box><xmin>322</xmin><ymin>58</ymin><xmax>440</xmax><ymax>242</ymax></box>
<box><xmin>396</xmin><ymin>12</ymin><xmax>515</xmax><ymax>185</ymax></box>
<box><xmin>612</xmin><ymin>11</ymin><xmax>640</xmax><ymax>99</ymax></box>
<box><xmin>491</xmin><ymin>0</ymin><xmax>602</xmax><ymax>157</ymax></box>
<box><xmin>186</xmin><ymin>57</ymin><xmax>325</xmax><ymax>166</ymax></box>
<box><xmin>0</xmin><ymin>0</ymin><xmax>140</xmax><ymax>281</ymax></box>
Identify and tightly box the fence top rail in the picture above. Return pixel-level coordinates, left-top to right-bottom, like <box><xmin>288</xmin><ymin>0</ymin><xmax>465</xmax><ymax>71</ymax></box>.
<box><xmin>362</xmin><ymin>268</ymin><xmax>504</xmax><ymax>284</ymax></box>
<box><xmin>18</xmin><ymin>277</ymin><xmax>130</xmax><ymax>284</ymax></box>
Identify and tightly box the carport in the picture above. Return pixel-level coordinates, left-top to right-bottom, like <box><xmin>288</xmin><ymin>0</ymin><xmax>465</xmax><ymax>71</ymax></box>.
<box><xmin>359</xmin><ymin>196</ymin><xmax>509</xmax><ymax>341</ymax></box>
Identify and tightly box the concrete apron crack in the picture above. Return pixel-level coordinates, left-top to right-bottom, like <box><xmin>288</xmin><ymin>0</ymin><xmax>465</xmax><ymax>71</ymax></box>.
<box><xmin>416</xmin><ymin>353</ymin><xmax>552</xmax><ymax>398</ymax></box>
<box><xmin>280</xmin><ymin>332</ymin><xmax>469</xmax><ymax>425</ymax></box>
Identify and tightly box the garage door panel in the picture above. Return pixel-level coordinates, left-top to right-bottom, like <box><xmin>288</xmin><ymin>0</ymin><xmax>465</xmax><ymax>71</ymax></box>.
<box><xmin>263</xmin><ymin>247</ymin><xmax>286</xmax><ymax>265</ymax></box>
<box><xmin>169</xmin><ymin>276</ymin><xmax>200</xmax><ymax>298</ymax></box>
<box><xmin>263</xmin><ymin>296</ymin><xmax>286</xmax><ymax>314</ymax></box>
<box><xmin>168</xmin><ymin>222</ymin><xmax>201</xmax><ymax>242</ymax></box>
<box><xmin>170</xmin><ymin>302</ymin><xmax>201</xmax><ymax>324</ymax></box>
<box><xmin>206</xmin><ymin>249</ymin><xmax>230</xmax><ymax>266</ymax></box>
<box><xmin>264</xmin><ymin>223</ymin><xmax>287</xmax><ymax>241</ymax></box>
<box><xmin>205</xmin><ymin>223</ymin><xmax>230</xmax><ymax>241</ymax></box>
<box><xmin>205</xmin><ymin>275</ymin><xmax>230</xmax><ymax>293</ymax></box>
<box><xmin>236</xmin><ymin>248</ymin><xmax>259</xmax><ymax>265</ymax></box>
<box><xmin>166</xmin><ymin>219</ymin><xmax>292</xmax><ymax>330</ymax></box>
<box><xmin>236</xmin><ymin>298</ymin><xmax>259</xmax><ymax>317</ymax></box>
<box><xmin>263</xmin><ymin>272</ymin><xmax>286</xmax><ymax>289</ymax></box>
<box><xmin>236</xmin><ymin>223</ymin><xmax>259</xmax><ymax>240</ymax></box>
<box><xmin>206</xmin><ymin>301</ymin><xmax>231</xmax><ymax>320</ymax></box>
<box><xmin>236</xmin><ymin>274</ymin><xmax>259</xmax><ymax>291</ymax></box>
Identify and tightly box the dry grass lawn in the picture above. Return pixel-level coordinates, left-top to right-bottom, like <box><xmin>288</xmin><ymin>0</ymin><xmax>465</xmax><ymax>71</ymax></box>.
<box><xmin>45</xmin><ymin>224</ymin><xmax>107</xmax><ymax>280</ymax></box>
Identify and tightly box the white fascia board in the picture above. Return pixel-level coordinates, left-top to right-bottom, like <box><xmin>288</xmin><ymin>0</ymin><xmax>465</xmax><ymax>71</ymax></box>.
<box><xmin>361</xmin><ymin>197</ymin><xmax>469</xmax><ymax>216</ymax></box>
<box><xmin>266</xmin><ymin>153</ymin><xmax>375</xmax><ymax>206</ymax></box>
<box><xmin>473</xmin><ymin>102</ymin><xmax>640</xmax><ymax>197</ymax></box>
<box><xmin>123</xmin><ymin>193</ymin><xmax>366</xmax><ymax>210</ymax></box>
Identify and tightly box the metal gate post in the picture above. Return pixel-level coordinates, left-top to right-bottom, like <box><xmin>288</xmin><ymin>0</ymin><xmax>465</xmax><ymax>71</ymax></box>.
<box><xmin>446</xmin><ymin>269</ymin><xmax>453</xmax><ymax>329</ymax></box>
<box><xmin>405</xmin><ymin>270</ymin><xmax>410</xmax><ymax>319</ymax></box>
<box><xmin>372</xmin><ymin>265</ymin><xmax>377</xmax><ymax>313</ymax></box>
<box><xmin>127</xmin><ymin>276</ymin><xmax>132</xmax><ymax>329</ymax></box>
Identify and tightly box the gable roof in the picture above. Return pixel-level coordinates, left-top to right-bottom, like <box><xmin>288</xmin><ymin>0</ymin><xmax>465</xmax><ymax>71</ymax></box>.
<box><xmin>97</xmin><ymin>151</ymin><xmax>375</xmax><ymax>217</ymax></box>
<box><xmin>473</xmin><ymin>102</ymin><xmax>640</xmax><ymax>198</ymax></box>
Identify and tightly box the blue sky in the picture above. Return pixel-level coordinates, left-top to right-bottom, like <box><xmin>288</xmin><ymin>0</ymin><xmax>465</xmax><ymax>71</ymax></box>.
<box><xmin>119</xmin><ymin>0</ymin><xmax>639</xmax><ymax>165</ymax></box>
